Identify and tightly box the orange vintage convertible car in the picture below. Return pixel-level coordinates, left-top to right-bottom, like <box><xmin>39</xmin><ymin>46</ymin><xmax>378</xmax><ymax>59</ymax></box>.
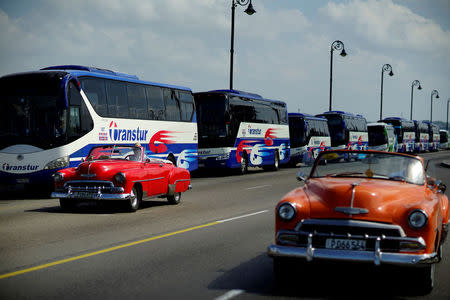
<box><xmin>268</xmin><ymin>150</ymin><xmax>448</xmax><ymax>294</ymax></box>
<box><xmin>51</xmin><ymin>144</ymin><xmax>191</xmax><ymax>212</ymax></box>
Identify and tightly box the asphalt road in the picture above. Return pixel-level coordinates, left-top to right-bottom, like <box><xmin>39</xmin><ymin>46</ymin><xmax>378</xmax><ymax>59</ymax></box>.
<box><xmin>0</xmin><ymin>151</ymin><xmax>449</xmax><ymax>299</ymax></box>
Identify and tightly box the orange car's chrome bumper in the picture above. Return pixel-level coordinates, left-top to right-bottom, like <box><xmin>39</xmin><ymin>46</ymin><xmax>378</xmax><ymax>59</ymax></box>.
<box><xmin>267</xmin><ymin>244</ymin><xmax>438</xmax><ymax>266</ymax></box>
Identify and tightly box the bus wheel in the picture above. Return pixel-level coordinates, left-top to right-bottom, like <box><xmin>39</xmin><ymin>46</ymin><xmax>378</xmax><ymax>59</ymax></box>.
<box><xmin>239</xmin><ymin>153</ymin><xmax>248</xmax><ymax>175</ymax></box>
<box><xmin>167</xmin><ymin>154</ymin><xmax>176</xmax><ymax>166</ymax></box>
<box><xmin>264</xmin><ymin>151</ymin><xmax>279</xmax><ymax>171</ymax></box>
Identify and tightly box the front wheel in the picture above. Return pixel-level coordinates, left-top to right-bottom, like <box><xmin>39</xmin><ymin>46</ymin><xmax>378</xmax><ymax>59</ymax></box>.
<box><xmin>239</xmin><ymin>154</ymin><xmax>249</xmax><ymax>175</ymax></box>
<box><xmin>407</xmin><ymin>264</ymin><xmax>435</xmax><ymax>295</ymax></box>
<box><xmin>167</xmin><ymin>192</ymin><xmax>181</xmax><ymax>205</ymax></box>
<box><xmin>126</xmin><ymin>186</ymin><xmax>141</xmax><ymax>212</ymax></box>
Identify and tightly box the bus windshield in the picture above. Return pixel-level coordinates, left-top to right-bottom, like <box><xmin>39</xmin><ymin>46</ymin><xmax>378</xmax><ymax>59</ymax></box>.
<box><xmin>368</xmin><ymin>126</ymin><xmax>387</xmax><ymax>146</ymax></box>
<box><xmin>195</xmin><ymin>93</ymin><xmax>231</xmax><ymax>147</ymax></box>
<box><xmin>0</xmin><ymin>72</ymin><xmax>68</xmax><ymax>151</ymax></box>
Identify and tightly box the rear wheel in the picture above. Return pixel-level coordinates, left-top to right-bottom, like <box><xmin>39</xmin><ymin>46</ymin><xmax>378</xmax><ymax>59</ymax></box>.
<box><xmin>167</xmin><ymin>192</ymin><xmax>181</xmax><ymax>205</ymax></box>
<box><xmin>264</xmin><ymin>151</ymin><xmax>279</xmax><ymax>171</ymax></box>
<box><xmin>126</xmin><ymin>186</ymin><xmax>141</xmax><ymax>212</ymax></box>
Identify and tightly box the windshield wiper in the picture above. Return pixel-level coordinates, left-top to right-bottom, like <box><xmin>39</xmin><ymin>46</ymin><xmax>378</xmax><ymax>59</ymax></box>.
<box><xmin>327</xmin><ymin>172</ymin><xmax>365</xmax><ymax>177</ymax></box>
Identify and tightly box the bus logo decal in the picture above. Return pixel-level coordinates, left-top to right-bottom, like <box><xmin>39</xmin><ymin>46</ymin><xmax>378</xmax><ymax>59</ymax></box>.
<box><xmin>264</xmin><ymin>128</ymin><xmax>278</xmax><ymax>146</ymax></box>
<box><xmin>2</xmin><ymin>163</ymin><xmax>39</xmax><ymax>172</ymax></box>
<box><xmin>236</xmin><ymin>140</ymin><xmax>253</xmax><ymax>163</ymax></box>
<box><xmin>108</xmin><ymin>122</ymin><xmax>148</xmax><ymax>142</ymax></box>
<box><xmin>149</xmin><ymin>130</ymin><xmax>176</xmax><ymax>154</ymax></box>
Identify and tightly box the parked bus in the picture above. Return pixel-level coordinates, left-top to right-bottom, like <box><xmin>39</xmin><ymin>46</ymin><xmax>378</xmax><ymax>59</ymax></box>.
<box><xmin>440</xmin><ymin>130</ymin><xmax>449</xmax><ymax>150</ymax></box>
<box><xmin>288</xmin><ymin>113</ymin><xmax>330</xmax><ymax>166</ymax></box>
<box><xmin>423</xmin><ymin>121</ymin><xmax>440</xmax><ymax>151</ymax></box>
<box><xmin>413</xmin><ymin>120</ymin><xmax>429</xmax><ymax>152</ymax></box>
<box><xmin>316</xmin><ymin>111</ymin><xmax>368</xmax><ymax>151</ymax></box>
<box><xmin>367</xmin><ymin>122</ymin><xmax>397</xmax><ymax>152</ymax></box>
<box><xmin>194</xmin><ymin>90</ymin><xmax>289</xmax><ymax>174</ymax></box>
<box><xmin>381</xmin><ymin>117</ymin><xmax>415</xmax><ymax>153</ymax></box>
<box><xmin>0</xmin><ymin>65</ymin><xmax>198</xmax><ymax>191</ymax></box>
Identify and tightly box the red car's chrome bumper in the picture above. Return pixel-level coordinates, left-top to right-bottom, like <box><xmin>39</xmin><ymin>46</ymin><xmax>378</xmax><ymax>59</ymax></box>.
<box><xmin>267</xmin><ymin>244</ymin><xmax>438</xmax><ymax>266</ymax></box>
<box><xmin>51</xmin><ymin>191</ymin><xmax>131</xmax><ymax>201</ymax></box>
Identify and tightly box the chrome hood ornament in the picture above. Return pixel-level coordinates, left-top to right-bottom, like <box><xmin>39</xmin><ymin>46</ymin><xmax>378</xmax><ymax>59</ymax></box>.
<box><xmin>335</xmin><ymin>181</ymin><xmax>368</xmax><ymax>216</ymax></box>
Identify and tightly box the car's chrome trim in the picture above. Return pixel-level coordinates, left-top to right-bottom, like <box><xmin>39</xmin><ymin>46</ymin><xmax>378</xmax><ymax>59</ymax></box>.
<box><xmin>51</xmin><ymin>191</ymin><xmax>131</xmax><ymax>201</ymax></box>
<box><xmin>267</xmin><ymin>244</ymin><xmax>438</xmax><ymax>266</ymax></box>
<box><xmin>294</xmin><ymin>219</ymin><xmax>406</xmax><ymax>237</ymax></box>
<box><xmin>133</xmin><ymin>177</ymin><xmax>165</xmax><ymax>183</ymax></box>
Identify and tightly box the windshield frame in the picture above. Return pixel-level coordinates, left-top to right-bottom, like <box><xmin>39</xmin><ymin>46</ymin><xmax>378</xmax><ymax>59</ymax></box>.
<box><xmin>310</xmin><ymin>150</ymin><xmax>426</xmax><ymax>186</ymax></box>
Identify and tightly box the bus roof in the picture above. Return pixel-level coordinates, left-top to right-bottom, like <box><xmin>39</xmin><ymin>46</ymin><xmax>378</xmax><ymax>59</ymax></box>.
<box><xmin>288</xmin><ymin>112</ymin><xmax>327</xmax><ymax>121</ymax></box>
<box><xmin>368</xmin><ymin>122</ymin><xmax>393</xmax><ymax>128</ymax></box>
<box><xmin>36</xmin><ymin>65</ymin><xmax>192</xmax><ymax>91</ymax></box>
<box><xmin>317</xmin><ymin>111</ymin><xmax>366</xmax><ymax>119</ymax></box>
<box><xmin>196</xmin><ymin>89</ymin><xmax>286</xmax><ymax>106</ymax></box>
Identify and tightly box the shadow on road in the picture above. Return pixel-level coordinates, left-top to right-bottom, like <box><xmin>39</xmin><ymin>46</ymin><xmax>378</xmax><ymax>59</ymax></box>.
<box><xmin>25</xmin><ymin>199</ymin><xmax>172</xmax><ymax>215</ymax></box>
<box><xmin>209</xmin><ymin>253</ymin><xmax>435</xmax><ymax>298</ymax></box>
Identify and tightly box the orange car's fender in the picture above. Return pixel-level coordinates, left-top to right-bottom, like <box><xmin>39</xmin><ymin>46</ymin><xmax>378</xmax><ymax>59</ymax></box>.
<box><xmin>275</xmin><ymin>187</ymin><xmax>311</xmax><ymax>233</ymax></box>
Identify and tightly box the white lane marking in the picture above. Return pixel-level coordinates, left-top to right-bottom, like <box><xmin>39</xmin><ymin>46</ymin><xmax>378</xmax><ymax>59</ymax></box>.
<box><xmin>215</xmin><ymin>289</ymin><xmax>244</xmax><ymax>300</ymax></box>
<box><xmin>217</xmin><ymin>210</ymin><xmax>268</xmax><ymax>223</ymax></box>
<box><xmin>245</xmin><ymin>184</ymin><xmax>271</xmax><ymax>190</ymax></box>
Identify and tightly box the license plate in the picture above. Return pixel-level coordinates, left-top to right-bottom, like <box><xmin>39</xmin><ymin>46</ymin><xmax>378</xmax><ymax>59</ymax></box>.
<box><xmin>72</xmin><ymin>192</ymin><xmax>97</xmax><ymax>199</ymax></box>
<box><xmin>16</xmin><ymin>178</ymin><xmax>30</xmax><ymax>184</ymax></box>
<box><xmin>325</xmin><ymin>238</ymin><xmax>366</xmax><ymax>251</ymax></box>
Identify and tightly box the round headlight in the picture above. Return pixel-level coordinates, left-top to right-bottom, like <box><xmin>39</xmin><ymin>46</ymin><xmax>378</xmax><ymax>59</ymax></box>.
<box><xmin>278</xmin><ymin>203</ymin><xmax>296</xmax><ymax>221</ymax></box>
<box><xmin>52</xmin><ymin>172</ymin><xmax>64</xmax><ymax>183</ymax></box>
<box><xmin>408</xmin><ymin>209</ymin><xmax>428</xmax><ymax>229</ymax></box>
<box><xmin>114</xmin><ymin>172</ymin><xmax>126</xmax><ymax>184</ymax></box>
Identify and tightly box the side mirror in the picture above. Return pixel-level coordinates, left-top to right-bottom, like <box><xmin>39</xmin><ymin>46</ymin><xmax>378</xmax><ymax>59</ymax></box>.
<box><xmin>297</xmin><ymin>172</ymin><xmax>306</xmax><ymax>182</ymax></box>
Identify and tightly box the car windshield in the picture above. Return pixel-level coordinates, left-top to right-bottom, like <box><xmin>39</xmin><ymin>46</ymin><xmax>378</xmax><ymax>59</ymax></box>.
<box><xmin>311</xmin><ymin>151</ymin><xmax>425</xmax><ymax>185</ymax></box>
<box><xmin>87</xmin><ymin>145</ymin><xmax>142</xmax><ymax>161</ymax></box>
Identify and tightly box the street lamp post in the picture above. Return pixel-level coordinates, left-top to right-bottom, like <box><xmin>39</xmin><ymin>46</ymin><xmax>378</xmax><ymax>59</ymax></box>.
<box><xmin>430</xmin><ymin>90</ymin><xmax>439</xmax><ymax>123</ymax></box>
<box><xmin>380</xmin><ymin>64</ymin><xmax>394</xmax><ymax>120</ymax></box>
<box><xmin>410</xmin><ymin>80</ymin><xmax>422</xmax><ymax>120</ymax></box>
<box><xmin>329</xmin><ymin>40</ymin><xmax>347</xmax><ymax>111</ymax></box>
<box><xmin>446</xmin><ymin>99</ymin><xmax>450</xmax><ymax>131</ymax></box>
<box><xmin>229</xmin><ymin>0</ymin><xmax>256</xmax><ymax>90</ymax></box>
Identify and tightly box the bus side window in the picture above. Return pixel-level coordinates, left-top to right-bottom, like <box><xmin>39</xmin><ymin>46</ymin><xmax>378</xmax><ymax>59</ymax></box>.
<box><xmin>127</xmin><ymin>83</ymin><xmax>147</xmax><ymax>120</ymax></box>
<box><xmin>68</xmin><ymin>82</ymin><xmax>93</xmax><ymax>139</ymax></box>
<box><xmin>105</xmin><ymin>80</ymin><xmax>128</xmax><ymax>118</ymax></box>
<box><xmin>178</xmin><ymin>90</ymin><xmax>194</xmax><ymax>122</ymax></box>
<box><xmin>80</xmin><ymin>77</ymin><xmax>108</xmax><ymax>117</ymax></box>
<box><xmin>163</xmin><ymin>88</ymin><xmax>181</xmax><ymax>121</ymax></box>
<box><xmin>145</xmin><ymin>85</ymin><xmax>165</xmax><ymax>120</ymax></box>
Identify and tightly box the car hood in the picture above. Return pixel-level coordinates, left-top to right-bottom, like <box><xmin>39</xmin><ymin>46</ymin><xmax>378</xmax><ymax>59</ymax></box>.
<box><xmin>75</xmin><ymin>160</ymin><xmax>141</xmax><ymax>178</ymax></box>
<box><xmin>304</xmin><ymin>177</ymin><xmax>428</xmax><ymax>223</ymax></box>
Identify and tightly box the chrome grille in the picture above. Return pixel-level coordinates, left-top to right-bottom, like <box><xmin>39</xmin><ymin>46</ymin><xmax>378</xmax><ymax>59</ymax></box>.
<box><xmin>57</xmin><ymin>180</ymin><xmax>117</xmax><ymax>193</ymax></box>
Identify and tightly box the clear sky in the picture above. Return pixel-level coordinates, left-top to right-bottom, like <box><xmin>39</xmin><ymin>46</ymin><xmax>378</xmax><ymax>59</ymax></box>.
<box><xmin>1</xmin><ymin>0</ymin><xmax>449</xmax><ymax>123</ymax></box>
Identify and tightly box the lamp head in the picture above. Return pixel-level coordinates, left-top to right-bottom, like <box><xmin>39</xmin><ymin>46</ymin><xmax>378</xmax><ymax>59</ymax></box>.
<box><xmin>340</xmin><ymin>48</ymin><xmax>347</xmax><ymax>57</ymax></box>
<box><xmin>418</xmin><ymin>85</ymin><xmax>422</xmax><ymax>90</ymax></box>
<box><xmin>244</xmin><ymin>1</ymin><xmax>256</xmax><ymax>15</ymax></box>
<box><xmin>389</xmin><ymin>70</ymin><xmax>394</xmax><ymax>76</ymax></box>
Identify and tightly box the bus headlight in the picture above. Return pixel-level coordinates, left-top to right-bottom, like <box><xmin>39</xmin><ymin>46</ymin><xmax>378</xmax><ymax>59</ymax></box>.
<box><xmin>114</xmin><ymin>172</ymin><xmax>126</xmax><ymax>184</ymax></box>
<box><xmin>44</xmin><ymin>156</ymin><xmax>70</xmax><ymax>170</ymax></box>
<box><xmin>408</xmin><ymin>209</ymin><xmax>428</xmax><ymax>229</ymax></box>
<box><xmin>278</xmin><ymin>203</ymin><xmax>296</xmax><ymax>221</ymax></box>
<box><xmin>52</xmin><ymin>172</ymin><xmax>64</xmax><ymax>183</ymax></box>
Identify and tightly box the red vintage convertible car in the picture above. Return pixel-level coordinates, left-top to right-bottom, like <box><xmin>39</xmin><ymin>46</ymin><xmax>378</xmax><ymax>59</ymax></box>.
<box><xmin>268</xmin><ymin>150</ymin><xmax>448</xmax><ymax>294</ymax></box>
<box><xmin>51</xmin><ymin>144</ymin><xmax>191</xmax><ymax>212</ymax></box>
